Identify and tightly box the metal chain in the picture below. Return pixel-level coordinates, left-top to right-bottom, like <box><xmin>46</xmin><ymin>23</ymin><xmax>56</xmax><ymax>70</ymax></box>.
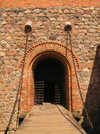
<box><xmin>84</xmin><ymin>106</ymin><xmax>93</xmax><ymax>129</ymax></box>
<box><xmin>4</xmin><ymin>32</ymin><xmax>29</xmax><ymax>134</ymax></box>
<box><xmin>55</xmin><ymin>104</ymin><xmax>84</xmax><ymax>134</ymax></box>
<box><xmin>67</xmin><ymin>30</ymin><xmax>93</xmax><ymax>129</ymax></box>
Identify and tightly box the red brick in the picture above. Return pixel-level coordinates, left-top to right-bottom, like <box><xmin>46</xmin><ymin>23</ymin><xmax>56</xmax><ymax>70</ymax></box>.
<box><xmin>1</xmin><ymin>121</ymin><xmax>3</xmax><ymax>124</ymax></box>
<box><xmin>1</xmin><ymin>0</ymin><xmax>100</xmax><ymax>8</ymax></box>
<box><xmin>98</xmin><ymin>10</ymin><xmax>100</xmax><ymax>15</ymax></box>
<box><xmin>0</xmin><ymin>70</ymin><xmax>6</xmax><ymax>74</ymax></box>
<box><xmin>84</xmin><ymin>10</ymin><xmax>92</xmax><ymax>14</ymax></box>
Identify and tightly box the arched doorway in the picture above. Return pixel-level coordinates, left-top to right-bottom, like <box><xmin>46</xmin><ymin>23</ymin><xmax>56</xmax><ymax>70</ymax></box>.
<box><xmin>18</xmin><ymin>41</ymin><xmax>81</xmax><ymax>112</ymax></box>
<box><xmin>34</xmin><ymin>58</ymin><xmax>66</xmax><ymax>105</ymax></box>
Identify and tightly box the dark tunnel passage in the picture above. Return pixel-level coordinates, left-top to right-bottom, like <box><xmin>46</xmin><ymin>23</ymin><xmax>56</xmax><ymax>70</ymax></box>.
<box><xmin>34</xmin><ymin>58</ymin><xmax>66</xmax><ymax>105</ymax></box>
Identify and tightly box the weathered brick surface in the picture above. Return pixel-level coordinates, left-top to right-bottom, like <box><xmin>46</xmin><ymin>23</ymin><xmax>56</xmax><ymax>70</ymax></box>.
<box><xmin>0</xmin><ymin>0</ymin><xmax>100</xmax><ymax>7</ymax></box>
<box><xmin>0</xmin><ymin>1</ymin><xmax>100</xmax><ymax>134</ymax></box>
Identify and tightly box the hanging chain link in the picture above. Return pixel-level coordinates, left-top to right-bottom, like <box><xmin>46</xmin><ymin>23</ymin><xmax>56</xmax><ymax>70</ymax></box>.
<box><xmin>84</xmin><ymin>106</ymin><xmax>93</xmax><ymax>129</ymax></box>
<box><xmin>4</xmin><ymin>32</ymin><xmax>29</xmax><ymax>134</ymax></box>
<box><xmin>67</xmin><ymin>30</ymin><xmax>93</xmax><ymax>129</ymax></box>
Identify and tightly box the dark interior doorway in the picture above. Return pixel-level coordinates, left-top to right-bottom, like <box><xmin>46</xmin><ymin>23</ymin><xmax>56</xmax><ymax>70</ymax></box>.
<box><xmin>34</xmin><ymin>58</ymin><xmax>65</xmax><ymax>105</ymax></box>
<box><xmin>44</xmin><ymin>81</ymin><xmax>55</xmax><ymax>103</ymax></box>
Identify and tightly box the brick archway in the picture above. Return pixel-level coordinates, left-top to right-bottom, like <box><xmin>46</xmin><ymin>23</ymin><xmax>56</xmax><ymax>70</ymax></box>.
<box><xmin>19</xmin><ymin>41</ymin><xmax>81</xmax><ymax>69</ymax></box>
<box><xmin>18</xmin><ymin>41</ymin><xmax>81</xmax><ymax>113</ymax></box>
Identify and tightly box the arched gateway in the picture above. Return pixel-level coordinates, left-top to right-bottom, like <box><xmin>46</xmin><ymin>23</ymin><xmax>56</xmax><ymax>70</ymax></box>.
<box><xmin>18</xmin><ymin>41</ymin><xmax>81</xmax><ymax>113</ymax></box>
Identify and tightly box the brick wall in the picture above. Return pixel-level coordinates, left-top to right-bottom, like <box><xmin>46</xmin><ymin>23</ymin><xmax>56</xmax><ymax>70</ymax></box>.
<box><xmin>0</xmin><ymin>0</ymin><xmax>100</xmax><ymax>7</ymax></box>
<box><xmin>0</xmin><ymin>0</ymin><xmax>100</xmax><ymax>133</ymax></box>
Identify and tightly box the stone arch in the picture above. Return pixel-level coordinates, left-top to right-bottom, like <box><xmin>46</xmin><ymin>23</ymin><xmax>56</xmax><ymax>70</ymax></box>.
<box><xmin>18</xmin><ymin>41</ymin><xmax>82</xmax><ymax>113</ymax></box>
